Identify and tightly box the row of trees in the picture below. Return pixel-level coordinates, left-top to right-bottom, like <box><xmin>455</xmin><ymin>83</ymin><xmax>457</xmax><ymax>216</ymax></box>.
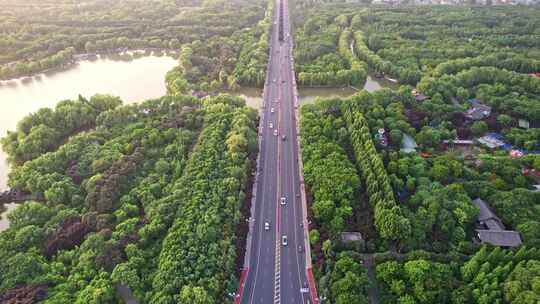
<box><xmin>294</xmin><ymin>12</ymin><xmax>368</xmax><ymax>87</ymax></box>
<box><xmin>350</xmin><ymin>6</ymin><xmax>540</xmax><ymax>85</ymax></box>
<box><xmin>432</xmin><ymin>52</ymin><xmax>540</xmax><ymax>77</ymax></box>
<box><xmin>0</xmin><ymin>47</ymin><xmax>77</xmax><ymax>80</ymax></box>
<box><xmin>300</xmin><ymin>101</ymin><xmax>359</xmax><ymax>235</ymax></box>
<box><xmin>150</xmin><ymin>95</ymin><xmax>257</xmax><ymax>303</ymax></box>
<box><xmin>343</xmin><ymin>101</ymin><xmax>411</xmax><ymax>243</ymax></box>
<box><xmin>337</xmin><ymin>29</ymin><xmax>367</xmax><ymax>87</ymax></box>
<box><xmin>459</xmin><ymin>246</ymin><xmax>540</xmax><ymax>303</ymax></box>
<box><xmin>299</xmin><ymin>99</ymin><xmax>373</xmax><ymax>302</ymax></box>
<box><xmin>353</xmin><ymin>31</ymin><xmax>421</xmax><ymax>85</ymax></box>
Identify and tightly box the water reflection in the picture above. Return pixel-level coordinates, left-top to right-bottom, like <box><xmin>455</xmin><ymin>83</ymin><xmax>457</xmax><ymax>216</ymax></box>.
<box><xmin>364</xmin><ymin>75</ymin><xmax>398</xmax><ymax>93</ymax></box>
<box><xmin>0</xmin><ymin>55</ymin><xmax>178</xmax><ymax>191</ymax></box>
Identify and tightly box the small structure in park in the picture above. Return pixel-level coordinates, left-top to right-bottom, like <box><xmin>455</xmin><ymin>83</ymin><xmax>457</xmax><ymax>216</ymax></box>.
<box><xmin>518</xmin><ymin>119</ymin><xmax>530</xmax><ymax>129</ymax></box>
<box><xmin>443</xmin><ymin>139</ymin><xmax>474</xmax><ymax>146</ymax></box>
<box><xmin>411</xmin><ymin>89</ymin><xmax>430</xmax><ymax>102</ymax></box>
<box><xmin>376</xmin><ymin>128</ymin><xmax>388</xmax><ymax>147</ymax></box>
<box><xmin>465</xmin><ymin>98</ymin><xmax>491</xmax><ymax>120</ymax></box>
<box><xmin>401</xmin><ymin>133</ymin><xmax>418</xmax><ymax>153</ymax></box>
<box><xmin>477</xmin><ymin>133</ymin><xmax>508</xmax><ymax>150</ymax></box>
<box><xmin>472</xmin><ymin>198</ymin><xmax>522</xmax><ymax>248</ymax></box>
<box><xmin>339</xmin><ymin>232</ymin><xmax>365</xmax><ymax>251</ymax></box>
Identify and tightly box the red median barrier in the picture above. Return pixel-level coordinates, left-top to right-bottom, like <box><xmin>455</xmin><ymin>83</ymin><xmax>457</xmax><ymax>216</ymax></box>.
<box><xmin>307</xmin><ymin>267</ymin><xmax>319</xmax><ymax>304</ymax></box>
<box><xmin>235</xmin><ymin>268</ymin><xmax>249</xmax><ymax>304</ymax></box>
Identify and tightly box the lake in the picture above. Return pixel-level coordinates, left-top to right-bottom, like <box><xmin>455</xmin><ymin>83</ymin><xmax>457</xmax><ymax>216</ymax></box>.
<box><xmin>0</xmin><ymin>55</ymin><xmax>178</xmax><ymax>191</ymax></box>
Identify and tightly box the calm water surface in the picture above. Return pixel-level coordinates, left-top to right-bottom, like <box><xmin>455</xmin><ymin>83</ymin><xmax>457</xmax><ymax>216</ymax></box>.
<box><xmin>236</xmin><ymin>74</ymin><xmax>392</xmax><ymax>109</ymax></box>
<box><xmin>0</xmin><ymin>55</ymin><xmax>178</xmax><ymax>191</ymax></box>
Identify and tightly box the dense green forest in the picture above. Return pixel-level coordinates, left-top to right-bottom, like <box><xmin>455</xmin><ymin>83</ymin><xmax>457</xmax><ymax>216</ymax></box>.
<box><xmin>0</xmin><ymin>93</ymin><xmax>258</xmax><ymax>303</ymax></box>
<box><xmin>165</xmin><ymin>0</ymin><xmax>272</xmax><ymax>93</ymax></box>
<box><xmin>301</xmin><ymin>92</ymin><xmax>540</xmax><ymax>304</ymax></box>
<box><xmin>0</xmin><ymin>0</ymin><xmax>268</xmax><ymax>82</ymax></box>
<box><xmin>1</xmin><ymin>0</ymin><xmax>540</xmax><ymax>303</ymax></box>
<box><xmin>295</xmin><ymin>6</ymin><xmax>540</xmax><ymax>299</ymax></box>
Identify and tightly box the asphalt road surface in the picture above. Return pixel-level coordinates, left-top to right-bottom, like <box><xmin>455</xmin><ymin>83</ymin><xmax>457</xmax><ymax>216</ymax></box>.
<box><xmin>239</xmin><ymin>0</ymin><xmax>310</xmax><ymax>303</ymax></box>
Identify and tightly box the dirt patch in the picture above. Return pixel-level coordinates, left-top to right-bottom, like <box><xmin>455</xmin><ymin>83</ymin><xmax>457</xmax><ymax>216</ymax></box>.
<box><xmin>0</xmin><ymin>284</ymin><xmax>48</xmax><ymax>304</ymax></box>
<box><xmin>45</xmin><ymin>216</ymin><xmax>91</xmax><ymax>258</ymax></box>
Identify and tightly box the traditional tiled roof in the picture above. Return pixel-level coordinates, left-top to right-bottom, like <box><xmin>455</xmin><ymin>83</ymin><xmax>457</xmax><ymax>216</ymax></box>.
<box><xmin>476</xmin><ymin>230</ymin><xmax>522</xmax><ymax>247</ymax></box>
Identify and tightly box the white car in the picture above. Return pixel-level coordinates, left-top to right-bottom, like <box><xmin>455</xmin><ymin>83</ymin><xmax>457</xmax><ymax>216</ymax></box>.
<box><xmin>282</xmin><ymin>235</ymin><xmax>288</xmax><ymax>246</ymax></box>
<box><xmin>271</xmin><ymin>107</ymin><xmax>275</xmax><ymax>113</ymax></box>
<box><xmin>265</xmin><ymin>222</ymin><xmax>270</xmax><ymax>231</ymax></box>
<box><xmin>269</xmin><ymin>123</ymin><xmax>273</xmax><ymax>129</ymax></box>
<box><xmin>273</xmin><ymin>130</ymin><xmax>278</xmax><ymax>136</ymax></box>
<box><xmin>280</xmin><ymin>197</ymin><xmax>286</xmax><ymax>205</ymax></box>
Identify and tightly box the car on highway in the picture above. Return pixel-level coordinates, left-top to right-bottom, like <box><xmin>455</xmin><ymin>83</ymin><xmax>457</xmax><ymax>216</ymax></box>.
<box><xmin>280</xmin><ymin>196</ymin><xmax>286</xmax><ymax>205</ymax></box>
<box><xmin>265</xmin><ymin>221</ymin><xmax>270</xmax><ymax>231</ymax></box>
<box><xmin>281</xmin><ymin>235</ymin><xmax>288</xmax><ymax>246</ymax></box>
<box><xmin>269</xmin><ymin>122</ymin><xmax>273</xmax><ymax>129</ymax></box>
<box><xmin>281</xmin><ymin>135</ymin><xmax>286</xmax><ymax>141</ymax></box>
<box><xmin>271</xmin><ymin>107</ymin><xmax>275</xmax><ymax>113</ymax></box>
<box><xmin>273</xmin><ymin>129</ymin><xmax>278</xmax><ymax>136</ymax></box>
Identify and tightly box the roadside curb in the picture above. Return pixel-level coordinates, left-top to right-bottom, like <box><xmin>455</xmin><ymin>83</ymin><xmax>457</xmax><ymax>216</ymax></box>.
<box><xmin>235</xmin><ymin>2</ymin><xmax>276</xmax><ymax>301</ymax></box>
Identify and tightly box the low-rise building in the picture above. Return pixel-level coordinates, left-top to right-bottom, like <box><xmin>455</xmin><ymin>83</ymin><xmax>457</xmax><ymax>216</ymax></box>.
<box><xmin>477</xmin><ymin>133</ymin><xmax>507</xmax><ymax>149</ymax></box>
<box><xmin>518</xmin><ymin>119</ymin><xmax>530</xmax><ymax>129</ymax></box>
<box><xmin>472</xmin><ymin>198</ymin><xmax>522</xmax><ymax>248</ymax></box>
<box><xmin>411</xmin><ymin>89</ymin><xmax>430</xmax><ymax>102</ymax></box>
<box><xmin>465</xmin><ymin>98</ymin><xmax>491</xmax><ymax>120</ymax></box>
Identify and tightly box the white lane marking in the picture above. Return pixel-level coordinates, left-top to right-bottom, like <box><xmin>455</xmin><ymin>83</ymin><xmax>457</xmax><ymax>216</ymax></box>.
<box><xmin>274</xmin><ymin>50</ymin><xmax>282</xmax><ymax>304</ymax></box>
<box><xmin>248</xmin><ymin>26</ymin><xmax>279</xmax><ymax>301</ymax></box>
<box><xmin>281</xmin><ymin>0</ymin><xmax>308</xmax><ymax>302</ymax></box>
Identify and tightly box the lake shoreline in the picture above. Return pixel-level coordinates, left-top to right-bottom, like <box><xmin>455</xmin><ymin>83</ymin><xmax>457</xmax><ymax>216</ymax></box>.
<box><xmin>0</xmin><ymin>48</ymin><xmax>179</xmax><ymax>84</ymax></box>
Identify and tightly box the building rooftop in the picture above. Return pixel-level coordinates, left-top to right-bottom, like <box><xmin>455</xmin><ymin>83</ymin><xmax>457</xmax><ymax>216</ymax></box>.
<box><xmin>476</xmin><ymin>229</ymin><xmax>522</xmax><ymax>248</ymax></box>
<box><xmin>473</xmin><ymin>198</ymin><xmax>500</xmax><ymax>222</ymax></box>
<box><xmin>415</xmin><ymin>94</ymin><xmax>430</xmax><ymax>102</ymax></box>
<box><xmin>477</xmin><ymin>135</ymin><xmax>506</xmax><ymax>149</ymax></box>
<box><xmin>401</xmin><ymin>133</ymin><xmax>418</xmax><ymax>153</ymax></box>
<box><xmin>466</xmin><ymin>99</ymin><xmax>491</xmax><ymax>120</ymax></box>
<box><xmin>340</xmin><ymin>232</ymin><xmax>363</xmax><ymax>242</ymax></box>
<box><xmin>472</xmin><ymin>198</ymin><xmax>522</xmax><ymax>247</ymax></box>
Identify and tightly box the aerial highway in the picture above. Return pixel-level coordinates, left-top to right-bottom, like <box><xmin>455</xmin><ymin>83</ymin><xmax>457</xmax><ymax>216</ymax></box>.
<box><xmin>236</xmin><ymin>0</ymin><xmax>319</xmax><ymax>303</ymax></box>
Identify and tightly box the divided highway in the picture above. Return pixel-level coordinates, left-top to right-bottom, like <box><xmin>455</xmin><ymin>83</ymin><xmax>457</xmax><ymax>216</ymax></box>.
<box><xmin>236</xmin><ymin>0</ymin><xmax>319</xmax><ymax>303</ymax></box>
